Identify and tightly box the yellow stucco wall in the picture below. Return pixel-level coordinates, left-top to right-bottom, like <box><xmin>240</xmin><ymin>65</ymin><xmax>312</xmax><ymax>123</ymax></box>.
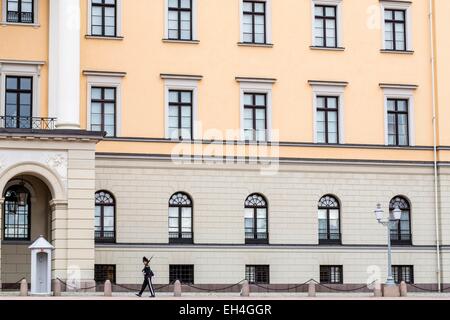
<box><xmin>0</xmin><ymin>0</ymin><xmax>445</xmax><ymax>161</ymax></box>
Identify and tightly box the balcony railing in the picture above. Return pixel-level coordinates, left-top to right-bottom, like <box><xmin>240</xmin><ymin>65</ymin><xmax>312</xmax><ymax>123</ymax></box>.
<box><xmin>319</xmin><ymin>232</ymin><xmax>342</xmax><ymax>245</ymax></box>
<box><xmin>390</xmin><ymin>232</ymin><xmax>412</xmax><ymax>245</ymax></box>
<box><xmin>169</xmin><ymin>231</ymin><xmax>193</xmax><ymax>244</ymax></box>
<box><xmin>95</xmin><ymin>231</ymin><xmax>116</xmax><ymax>243</ymax></box>
<box><xmin>0</xmin><ymin>116</ymin><xmax>56</xmax><ymax>130</ymax></box>
<box><xmin>7</xmin><ymin>11</ymin><xmax>34</xmax><ymax>23</ymax></box>
<box><xmin>245</xmin><ymin>232</ymin><xmax>268</xmax><ymax>244</ymax></box>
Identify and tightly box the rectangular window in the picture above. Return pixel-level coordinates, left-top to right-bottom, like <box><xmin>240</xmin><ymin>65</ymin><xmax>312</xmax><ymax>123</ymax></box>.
<box><xmin>320</xmin><ymin>265</ymin><xmax>343</xmax><ymax>284</ymax></box>
<box><xmin>384</xmin><ymin>9</ymin><xmax>406</xmax><ymax>51</ymax></box>
<box><xmin>242</xmin><ymin>1</ymin><xmax>266</xmax><ymax>44</ymax></box>
<box><xmin>6</xmin><ymin>0</ymin><xmax>34</xmax><ymax>23</ymax></box>
<box><xmin>392</xmin><ymin>265</ymin><xmax>414</xmax><ymax>284</ymax></box>
<box><xmin>167</xmin><ymin>0</ymin><xmax>192</xmax><ymax>40</ymax></box>
<box><xmin>314</xmin><ymin>5</ymin><xmax>337</xmax><ymax>48</ymax></box>
<box><xmin>168</xmin><ymin>90</ymin><xmax>193</xmax><ymax>140</ymax></box>
<box><xmin>387</xmin><ymin>98</ymin><xmax>409</xmax><ymax>146</ymax></box>
<box><xmin>169</xmin><ymin>265</ymin><xmax>194</xmax><ymax>284</ymax></box>
<box><xmin>316</xmin><ymin>96</ymin><xmax>339</xmax><ymax>144</ymax></box>
<box><xmin>90</xmin><ymin>87</ymin><xmax>116</xmax><ymax>137</ymax></box>
<box><xmin>94</xmin><ymin>264</ymin><xmax>116</xmax><ymax>283</ymax></box>
<box><xmin>245</xmin><ymin>265</ymin><xmax>270</xmax><ymax>284</ymax></box>
<box><xmin>5</xmin><ymin>76</ymin><xmax>33</xmax><ymax>129</ymax></box>
<box><xmin>91</xmin><ymin>0</ymin><xmax>117</xmax><ymax>37</ymax></box>
<box><xmin>243</xmin><ymin>93</ymin><xmax>267</xmax><ymax>141</ymax></box>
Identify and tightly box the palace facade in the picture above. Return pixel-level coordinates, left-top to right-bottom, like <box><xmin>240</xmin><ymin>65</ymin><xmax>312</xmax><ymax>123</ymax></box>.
<box><xmin>1</xmin><ymin>0</ymin><xmax>450</xmax><ymax>290</ymax></box>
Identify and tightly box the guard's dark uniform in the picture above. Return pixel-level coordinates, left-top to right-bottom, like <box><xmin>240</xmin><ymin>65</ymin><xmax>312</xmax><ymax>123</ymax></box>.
<box><xmin>138</xmin><ymin>265</ymin><xmax>155</xmax><ymax>297</ymax></box>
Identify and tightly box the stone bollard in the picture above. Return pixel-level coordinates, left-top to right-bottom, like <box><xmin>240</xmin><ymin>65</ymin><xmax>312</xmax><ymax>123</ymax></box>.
<box><xmin>374</xmin><ymin>281</ymin><xmax>383</xmax><ymax>297</ymax></box>
<box><xmin>53</xmin><ymin>279</ymin><xmax>61</xmax><ymax>296</ymax></box>
<box><xmin>174</xmin><ymin>280</ymin><xmax>182</xmax><ymax>297</ymax></box>
<box><xmin>240</xmin><ymin>280</ymin><xmax>250</xmax><ymax>297</ymax></box>
<box><xmin>308</xmin><ymin>282</ymin><xmax>316</xmax><ymax>297</ymax></box>
<box><xmin>20</xmin><ymin>279</ymin><xmax>28</xmax><ymax>297</ymax></box>
<box><xmin>104</xmin><ymin>280</ymin><xmax>112</xmax><ymax>297</ymax></box>
<box><xmin>400</xmin><ymin>281</ymin><xmax>408</xmax><ymax>297</ymax></box>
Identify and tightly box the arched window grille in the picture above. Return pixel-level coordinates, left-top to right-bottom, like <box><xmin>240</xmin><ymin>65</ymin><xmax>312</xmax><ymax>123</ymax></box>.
<box><xmin>318</xmin><ymin>195</ymin><xmax>341</xmax><ymax>244</ymax></box>
<box><xmin>95</xmin><ymin>191</ymin><xmax>116</xmax><ymax>242</ymax></box>
<box><xmin>169</xmin><ymin>192</ymin><xmax>193</xmax><ymax>244</ymax></box>
<box><xmin>3</xmin><ymin>185</ymin><xmax>31</xmax><ymax>241</ymax></box>
<box><xmin>389</xmin><ymin>196</ymin><xmax>412</xmax><ymax>245</ymax></box>
<box><xmin>244</xmin><ymin>193</ymin><xmax>268</xmax><ymax>244</ymax></box>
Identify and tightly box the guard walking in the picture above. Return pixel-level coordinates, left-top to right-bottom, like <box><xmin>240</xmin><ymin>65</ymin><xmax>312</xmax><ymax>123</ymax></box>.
<box><xmin>136</xmin><ymin>256</ymin><xmax>155</xmax><ymax>297</ymax></box>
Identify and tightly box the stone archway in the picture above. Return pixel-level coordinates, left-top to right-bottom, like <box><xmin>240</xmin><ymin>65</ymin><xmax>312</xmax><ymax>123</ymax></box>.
<box><xmin>0</xmin><ymin>162</ymin><xmax>67</xmax><ymax>290</ymax></box>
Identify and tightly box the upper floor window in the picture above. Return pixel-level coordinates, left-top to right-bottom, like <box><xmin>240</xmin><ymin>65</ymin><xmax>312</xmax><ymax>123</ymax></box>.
<box><xmin>6</xmin><ymin>0</ymin><xmax>34</xmax><ymax>23</ymax></box>
<box><xmin>314</xmin><ymin>5</ymin><xmax>337</xmax><ymax>48</ymax></box>
<box><xmin>91</xmin><ymin>0</ymin><xmax>117</xmax><ymax>37</ymax></box>
<box><xmin>246</xmin><ymin>265</ymin><xmax>270</xmax><ymax>284</ymax></box>
<box><xmin>167</xmin><ymin>0</ymin><xmax>192</xmax><ymax>40</ymax></box>
<box><xmin>95</xmin><ymin>191</ymin><xmax>116</xmax><ymax>243</ymax></box>
<box><xmin>389</xmin><ymin>196</ymin><xmax>412</xmax><ymax>245</ymax></box>
<box><xmin>316</xmin><ymin>96</ymin><xmax>339</xmax><ymax>144</ymax></box>
<box><xmin>244</xmin><ymin>193</ymin><xmax>268</xmax><ymax>244</ymax></box>
<box><xmin>242</xmin><ymin>1</ymin><xmax>266</xmax><ymax>44</ymax></box>
<box><xmin>169</xmin><ymin>192</ymin><xmax>193</xmax><ymax>244</ymax></box>
<box><xmin>392</xmin><ymin>265</ymin><xmax>414</xmax><ymax>284</ymax></box>
<box><xmin>320</xmin><ymin>265</ymin><xmax>343</xmax><ymax>284</ymax></box>
<box><xmin>318</xmin><ymin>195</ymin><xmax>341</xmax><ymax>245</ymax></box>
<box><xmin>243</xmin><ymin>93</ymin><xmax>267</xmax><ymax>142</ymax></box>
<box><xmin>168</xmin><ymin>90</ymin><xmax>193</xmax><ymax>140</ymax></box>
<box><xmin>90</xmin><ymin>87</ymin><xmax>116</xmax><ymax>137</ymax></box>
<box><xmin>387</xmin><ymin>98</ymin><xmax>409</xmax><ymax>146</ymax></box>
<box><xmin>3</xmin><ymin>185</ymin><xmax>31</xmax><ymax>241</ymax></box>
<box><xmin>5</xmin><ymin>76</ymin><xmax>33</xmax><ymax>129</ymax></box>
<box><xmin>384</xmin><ymin>9</ymin><xmax>406</xmax><ymax>51</ymax></box>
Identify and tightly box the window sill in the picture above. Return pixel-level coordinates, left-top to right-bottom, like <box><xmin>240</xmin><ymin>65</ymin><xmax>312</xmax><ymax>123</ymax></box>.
<box><xmin>1</xmin><ymin>21</ymin><xmax>39</xmax><ymax>28</ymax></box>
<box><xmin>380</xmin><ymin>49</ymin><xmax>414</xmax><ymax>55</ymax></box>
<box><xmin>310</xmin><ymin>46</ymin><xmax>345</xmax><ymax>51</ymax></box>
<box><xmin>162</xmin><ymin>39</ymin><xmax>200</xmax><ymax>44</ymax></box>
<box><xmin>85</xmin><ymin>35</ymin><xmax>124</xmax><ymax>40</ymax></box>
<box><xmin>237</xmin><ymin>42</ymin><xmax>274</xmax><ymax>48</ymax></box>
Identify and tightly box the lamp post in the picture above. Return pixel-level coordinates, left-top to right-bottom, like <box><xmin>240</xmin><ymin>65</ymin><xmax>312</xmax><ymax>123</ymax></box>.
<box><xmin>374</xmin><ymin>203</ymin><xmax>402</xmax><ymax>286</ymax></box>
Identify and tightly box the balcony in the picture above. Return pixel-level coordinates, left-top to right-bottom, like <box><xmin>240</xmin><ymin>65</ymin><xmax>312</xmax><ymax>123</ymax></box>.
<box><xmin>0</xmin><ymin>116</ymin><xmax>56</xmax><ymax>130</ymax></box>
<box><xmin>169</xmin><ymin>231</ymin><xmax>193</xmax><ymax>244</ymax></box>
<box><xmin>319</xmin><ymin>232</ymin><xmax>342</xmax><ymax>245</ymax></box>
<box><xmin>390</xmin><ymin>232</ymin><xmax>412</xmax><ymax>246</ymax></box>
<box><xmin>245</xmin><ymin>232</ymin><xmax>268</xmax><ymax>244</ymax></box>
<box><xmin>7</xmin><ymin>11</ymin><xmax>34</xmax><ymax>24</ymax></box>
<box><xmin>95</xmin><ymin>231</ymin><xmax>116</xmax><ymax>243</ymax></box>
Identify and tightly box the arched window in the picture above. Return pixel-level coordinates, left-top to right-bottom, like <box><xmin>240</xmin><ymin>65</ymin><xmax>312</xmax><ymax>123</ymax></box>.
<box><xmin>169</xmin><ymin>192</ymin><xmax>193</xmax><ymax>244</ymax></box>
<box><xmin>95</xmin><ymin>191</ymin><xmax>116</xmax><ymax>243</ymax></box>
<box><xmin>3</xmin><ymin>185</ymin><xmax>31</xmax><ymax>240</ymax></box>
<box><xmin>318</xmin><ymin>195</ymin><xmax>341</xmax><ymax>244</ymax></box>
<box><xmin>245</xmin><ymin>193</ymin><xmax>268</xmax><ymax>244</ymax></box>
<box><xmin>389</xmin><ymin>196</ymin><xmax>412</xmax><ymax>245</ymax></box>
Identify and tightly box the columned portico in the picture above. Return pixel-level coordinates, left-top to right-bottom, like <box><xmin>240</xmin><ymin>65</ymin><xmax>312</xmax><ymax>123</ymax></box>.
<box><xmin>49</xmin><ymin>0</ymin><xmax>81</xmax><ymax>129</ymax></box>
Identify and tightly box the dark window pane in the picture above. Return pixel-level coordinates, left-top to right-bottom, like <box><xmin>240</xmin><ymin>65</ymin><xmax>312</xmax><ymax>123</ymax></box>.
<box><xmin>169</xmin><ymin>265</ymin><xmax>194</xmax><ymax>284</ymax></box>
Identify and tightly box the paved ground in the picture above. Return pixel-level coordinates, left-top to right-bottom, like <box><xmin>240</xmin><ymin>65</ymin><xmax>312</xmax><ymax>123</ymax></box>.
<box><xmin>1</xmin><ymin>292</ymin><xmax>450</xmax><ymax>300</ymax></box>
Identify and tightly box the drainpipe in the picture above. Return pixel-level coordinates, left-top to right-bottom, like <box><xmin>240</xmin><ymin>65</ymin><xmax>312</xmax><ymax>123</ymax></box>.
<box><xmin>428</xmin><ymin>0</ymin><xmax>442</xmax><ymax>292</ymax></box>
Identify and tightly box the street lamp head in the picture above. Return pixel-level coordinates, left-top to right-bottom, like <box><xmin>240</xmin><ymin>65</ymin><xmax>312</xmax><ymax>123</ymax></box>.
<box><xmin>374</xmin><ymin>203</ymin><xmax>384</xmax><ymax>221</ymax></box>
<box><xmin>392</xmin><ymin>205</ymin><xmax>402</xmax><ymax>221</ymax></box>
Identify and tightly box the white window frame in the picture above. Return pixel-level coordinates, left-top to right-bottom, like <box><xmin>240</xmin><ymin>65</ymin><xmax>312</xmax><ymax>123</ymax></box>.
<box><xmin>309</xmin><ymin>81</ymin><xmax>346</xmax><ymax>144</ymax></box>
<box><xmin>162</xmin><ymin>75</ymin><xmax>200</xmax><ymax>140</ymax></box>
<box><xmin>381</xmin><ymin>85</ymin><xmax>416</xmax><ymax>147</ymax></box>
<box><xmin>239</xmin><ymin>0</ymin><xmax>272</xmax><ymax>44</ymax></box>
<box><xmin>380</xmin><ymin>0</ymin><xmax>413</xmax><ymax>51</ymax></box>
<box><xmin>87</xmin><ymin>0</ymin><xmax>123</xmax><ymax>37</ymax></box>
<box><xmin>1</xmin><ymin>0</ymin><xmax>39</xmax><ymax>26</ymax></box>
<box><xmin>164</xmin><ymin>0</ymin><xmax>198</xmax><ymax>41</ymax></box>
<box><xmin>238</xmin><ymin>78</ymin><xmax>274</xmax><ymax>142</ymax></box>
<box><xmin>85</xmin><ymin>72</ymin><xmax>124</xmax><ymax>137</ymax></box>
<box><xmin>311</xmin><ymin>0</ymin><xmax>343</xmax><ymax>48</ymax></box>
<box><xmin>0</xmin><ymin>60</ymin><xmax>44</xmax><ymax>120</ymax></box>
